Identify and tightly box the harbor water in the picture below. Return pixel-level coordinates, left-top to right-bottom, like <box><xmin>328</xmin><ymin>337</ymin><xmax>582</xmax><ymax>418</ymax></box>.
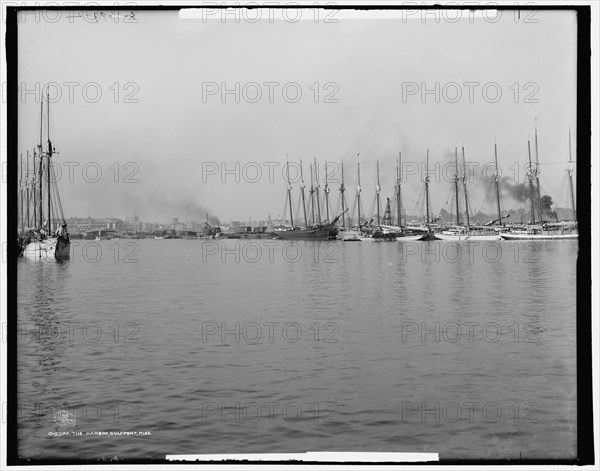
<box><xmin>16</xmin><ymin>239</ymin><xmax>578</xmax><ymax>460</ymax></box>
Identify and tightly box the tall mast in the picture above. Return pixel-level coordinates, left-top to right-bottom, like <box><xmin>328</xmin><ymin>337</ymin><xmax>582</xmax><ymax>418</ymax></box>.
<box><xmin>38</xmin><ymin>100</ymin><xmax>44</xmax><ymax>229</ymax></box>
<box><xmin>340</xmin><ymin>160</ymin><xmax>346</xmax><ymax>228</ymax></box>
<box><xmin>286</xmin><ymin>156</ymin><xmax>294</xmax><ymax>227</ymax></box>
<box><xmin>462</xmin><ymin>145</ymin><xmax>470</xmax><ymax>229</ymax></box>
<box><xmin>568</xmin><ymin>127</ymin><xmax>576</xmax><ymax>221</ymax></box>
<box><xmin>299</xmin><ymin>159</ymin><xmax>308</xmax><ymax>228</ymax></box>
<box><xmin>454</xmin><ymin>147</ymin><xmax>460</xmax><ymax>225</ymax></box>
<box><xmin>534</xmin><ymin>124</ymin><xmax>543</xmax><ymax>222</ymax></box>
<box><xmin>26</xmin><ymin>150</ymin><xmax>30</xmax><ymax>228</ymax></box>
<box><xmin>324</xmin><ymin>161</ymin><xmax>330</xmax><ymax>222</ymax></box>
<box><xmin>396</xmin><ymin>152</ymin><xmax>403</xmax><ymax>227</ymax></box>
<box><xmin>527</xmin><ymin>139</ymin><xmax>536</xmax><ymax>223</ymax></box>
<box><xmin>39</xmin><ymin>96</ymin><xmax>43</xmax><ymax>147</ymax></box>
<box><xmin>47</xmin><ymin>92</ymin><xmax>52</xmax><ymax>232</ymax></box>
<box><xmin>376</xmin><ymin>161</ymin><xmax>381</xmax><ymax>225</ymax></box>
<box><xmin>20</xmin><ymin>153</ymin><xmax>23</xmax><ymax>232</ymax></box>
<box><xmin>32</xmin><ymin>150</ymin><xmax>37</xmax><ymax>228</ymax></box>
<box><xmin>494</xmin><ymin>141</ymin><xmax>502</xmax><ymax>224</ymax></box>
<box><xmin>425</xmin><ymin>149</ymin><xmax>430</xmax><ymax>226</ymax></box>
<box><xmin>357</xmin><ymin>159</ymin><xmax>362</xmax><ymax>227</ymax></box>
<box><xmin>309</xmin><ymin>163</ymin><xmax>315</xmax><ymax>225</ymax></box>
<box><xmin>314</xmin><ymin>158</ymin><xmax>322</xmax><ymax>223</ymax></box>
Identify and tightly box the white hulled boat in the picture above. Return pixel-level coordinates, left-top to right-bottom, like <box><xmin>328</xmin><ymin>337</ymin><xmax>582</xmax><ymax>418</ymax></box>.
<box><xmin>436</xmin><ymin>228</ymin><xmax>502</xmax><ymax>242</ymax></box>
<box><xmin>500</xmin><ymin>222</ymin><xmax>578</xmax><ymax>240</ymax></box>
<box><xmin>436</xmin><ymin>144</ymin><xmax>505</xmax><ymax>242</ymax></box>
<box><xmin>501</xmin><ymin>127</ymin><xmax>578</xmax><ymax>241</ymax></box>
<box><xmin>20</xmin><ymin>93</ymin><xmax>70</xmax><ymax>260</ymax></box>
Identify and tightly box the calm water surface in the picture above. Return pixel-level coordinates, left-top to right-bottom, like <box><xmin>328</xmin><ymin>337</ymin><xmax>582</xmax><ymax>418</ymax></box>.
<box><xmin>16</xmin><ymin>239</ymin><xmax>578</xmax><ymax>460</ymax></box>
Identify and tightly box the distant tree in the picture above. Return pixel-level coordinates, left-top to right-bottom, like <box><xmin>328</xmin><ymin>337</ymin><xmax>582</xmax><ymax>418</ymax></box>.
<box><xmin>439</xmin><ymin>208</ymin><xmax>450</xmax><ymax>223</ymax></box>
<box><xmin>472</xmin><ymin>211</ymin><xmax>488</xmax><ymax>224</ymax></box>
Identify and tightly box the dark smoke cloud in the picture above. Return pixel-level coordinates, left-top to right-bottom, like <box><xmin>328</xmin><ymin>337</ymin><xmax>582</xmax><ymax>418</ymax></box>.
<box><xmin>500</xmin><ymin>176</ymin><xmax>529</xmax><ymax>203</ymax></box>
<box><xmin>182</xmin><ymin>199</ymin><xmax>220</xmax><ymax>226</ymax></box>
<box><xmin>141</xmin><ymin>191</ymin><xmax>220</xmax><ymax>225</ymax></box>
<box><xmin>540</xmin><ymin>195</ymin><xmax>553</xmax><ymax>214</ymax></box>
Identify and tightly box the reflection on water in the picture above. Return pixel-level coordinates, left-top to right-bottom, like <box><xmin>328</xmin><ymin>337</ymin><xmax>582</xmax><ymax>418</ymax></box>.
<box><xmin>17</xmin><ymin>239</ymin><xmax>577</xmax><ymax>461</ymax></box>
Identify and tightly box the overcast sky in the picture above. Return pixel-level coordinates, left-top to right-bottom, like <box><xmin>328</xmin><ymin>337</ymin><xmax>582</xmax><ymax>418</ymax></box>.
<box><xmin>17</xmin><ymin>8</ymin><xmax>577</xmax><ymax>223</ymax></box>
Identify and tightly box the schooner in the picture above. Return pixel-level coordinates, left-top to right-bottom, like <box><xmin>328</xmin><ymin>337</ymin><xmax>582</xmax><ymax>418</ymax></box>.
<box><xmin>19</xmin><ymin>93</ymin><xmax>71</xmax><ymax>259</ymax></box>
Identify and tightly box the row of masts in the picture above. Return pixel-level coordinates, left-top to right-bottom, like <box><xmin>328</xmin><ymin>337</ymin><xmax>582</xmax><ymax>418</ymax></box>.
<box><xmin>286</xmin><ymin>156</ymin><xmax>343</xmax><ymax>228</ymax></box>
<box><xmin>18</xmin><ymin>92</ymin><xmax>57</xmax><ymax>234</ymax></box>
<box><xmin>284</xmin><ymin>154</ymin><xmax>403</xmax><ymax>228</ymax></box>
<box><xmin>425</xmin><ymin>146</ymin><xmax>473</xmax><ymax>228</ymax></box>
<box><xmin>522</xmin><ymin>125</ymin><xmax>577</xmax><ymax>224</ymax></box>
<box><xmin>445</xmin><ymin>146</ymin><xmax>473</xmax><ymax>228</ymax></box>
<box><xmin>442</xmin><ymin>126</ymin><xmax>576</xmax><ymax>227</ymax></box>
<box><xmin>283</xmin><ymin>151</ymin><xmax>426</xmax><ymax>228</ymax></box>
<box><xmin>284</xmin><ymin>147</ymin><xmax>487</xmax><ymax>229</ymax></box>
<box><xmin>283</xmin><ymin>132</ymin><xmax>576</xmax><ymax>229</ymax></box>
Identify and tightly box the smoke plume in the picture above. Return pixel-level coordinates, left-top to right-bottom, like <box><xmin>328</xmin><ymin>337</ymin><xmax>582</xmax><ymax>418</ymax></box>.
<box><xmin>500</xmin><ymin>176</ymin><xmax>529</xmax><ymax>203</ymax></box>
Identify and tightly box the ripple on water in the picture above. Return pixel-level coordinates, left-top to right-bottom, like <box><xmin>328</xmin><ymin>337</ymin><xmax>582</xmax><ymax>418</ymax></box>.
<box><xmin>17</xmin><ymin>239</ymin><xmax>578</xmax><ymax>459</ymax></box>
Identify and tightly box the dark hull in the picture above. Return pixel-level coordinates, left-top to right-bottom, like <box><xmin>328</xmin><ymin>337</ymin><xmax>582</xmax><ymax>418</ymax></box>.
<box><xmin>274</xmin><ymin>227</ymin><xmax>335</xmax><ymax>240</ymax></box>
<box><xmin>419</xmin><ymin>231</ymin><xmax>440</xmax><ymax>241</ymax></box>
<box><xmin>55</xmin><ymin>236</ymin><xmax>71</xmax><ymax>259</ymax></box>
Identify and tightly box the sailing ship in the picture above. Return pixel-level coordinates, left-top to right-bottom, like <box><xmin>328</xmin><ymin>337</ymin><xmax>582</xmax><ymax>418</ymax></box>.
<box><xmin>437</xmin><ymin>145</ymin><xmax>503</xmax><ymax>241</ymax></box>
<box><xmin>348</xmin><ymin>161</ymin><xmax>377</xmax><ymax>241</ymax></box>
<box><xmin>337</xmin><ymin>160</ymin><xmax>361</xmax><ymax>241</ymax></box>
<box><xmin>274</xmin><ymin>159</ymin><xmax>344</xmax><ymax>240</ymax></box>
<box><xmin>499</xmin><ymin>223</ymin><xmax>578</xmax><ymax>240</ymax></box>
<box><xmin>500</xmin><ymin>127</ymin><xmax>578</xmax><ymax>241</ymax></box>
<box><xmin>371</xmin><ymin>161</ymin><xmax>418</xmax><ymax>241</ymax></box>
<box><xmin>391</xmin><ymin>151</ymin><xmax>428</xmax><ymax>241</ymax></box>
<box><xmin>19</xmin><ymin>93</ymin><xmax>71</xmax><ymax>260</ymax></box>
<box><xmin>359</xmin><ymin>161</ymin><xmax>399</xmax><ymax>241</ymax></box>
<box><xmin>274</xmin><ymin>214</ymin><xmax>344</xmax><ymax>240</ymax></box>
<box><xmin>404</xmin><ymin>149</ymin><xmax>438</xmax><ymax>241</ymax></box>
<box><xmin>343</xmin><ymin>157</ymin><xmax>402</xmax><ymax>241</ymax></box>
